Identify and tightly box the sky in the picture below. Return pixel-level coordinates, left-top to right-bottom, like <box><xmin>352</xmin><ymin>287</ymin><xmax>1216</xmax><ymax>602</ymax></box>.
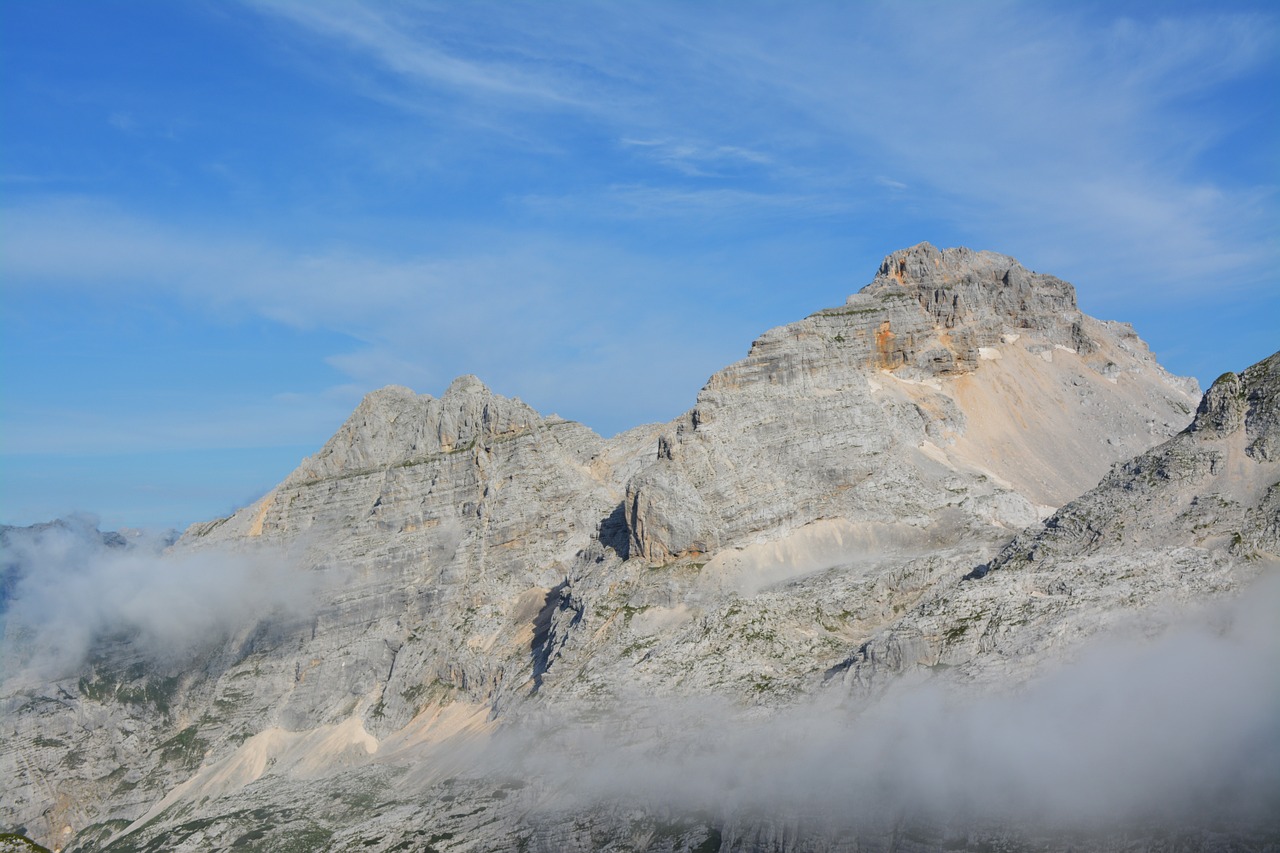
<box><xmin>1</xmin><ymin>0</ymin><xmax>1277</xmax><ymax>531</ymax></box>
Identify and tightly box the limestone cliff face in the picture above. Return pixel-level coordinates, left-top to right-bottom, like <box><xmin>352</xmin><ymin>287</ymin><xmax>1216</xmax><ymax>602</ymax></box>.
<box><xmin>625</xmin><ymin>242</ymin><xmax>1198</xmax><ymax>563</ymax></box>
<box><xmin>192</xmin><ymin>375</ymin><xmax>609</xmax><ymax>545</ymax></box>
<box><xmin>831</xmin><ymin>351</ymin><xmax>1280</xmax><ymax>695</ymax></box>
<box><xmin>6</xmin><ymin>246</ymin><xmax>1273</xmax><ymax>853</ymax></box>
<box><xmin>3</xmin><ymin>378</ymin><xmax>631</xmax><ymax>849</ymax></box>
<box><xmin>983</xmin><ymin>350</ymin><xmax>1280</xmax><ymax>571</ymax></box>
<box><xmin>178</xmin><ymin>375</ymin><xmax>627</xmax><ymax>734</ymax></box>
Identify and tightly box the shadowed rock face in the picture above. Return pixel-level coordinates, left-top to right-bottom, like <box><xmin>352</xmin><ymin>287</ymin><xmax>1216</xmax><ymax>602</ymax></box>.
<box><xmin>4</xmin><ymin>247</ymin><xmax>1274</xmax><ymax>853</ymax></box>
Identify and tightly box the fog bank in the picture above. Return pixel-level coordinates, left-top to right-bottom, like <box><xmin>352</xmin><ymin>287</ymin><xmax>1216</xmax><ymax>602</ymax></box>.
<box><xmin>1</xmin><ymin>516</ymin><xmax>318</xmax><ymax>684</ymax></box>
<box><xmin>491</xmin><ymin>574</ymin><xmax>1280</xmax><ymax>835</ymax></box>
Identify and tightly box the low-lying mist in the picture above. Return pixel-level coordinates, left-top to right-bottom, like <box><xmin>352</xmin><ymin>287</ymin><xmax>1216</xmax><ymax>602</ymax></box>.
<box><xmin>0</xmin><ymin>515</ymin><xmax>319</xmax><ymax>686</ymax></box>
<box><xmin>489</xmin><ymin>573</ymin><xmax>1280</xmax><ymax>836</ymax></box>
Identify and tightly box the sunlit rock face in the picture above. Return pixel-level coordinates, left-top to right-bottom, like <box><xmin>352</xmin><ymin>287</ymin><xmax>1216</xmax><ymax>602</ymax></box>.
<box><xmin>625</xmin><ymin>242</ymin><xmax>1198</xmax><ymax>563</ymax></box>
<box><xmin>4</xmin><ymin>246</ymin><xmax>1277</xmax><ymax>853</ymax></box>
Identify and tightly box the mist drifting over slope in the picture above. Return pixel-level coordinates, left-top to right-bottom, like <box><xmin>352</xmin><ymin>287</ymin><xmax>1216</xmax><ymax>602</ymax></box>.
<box><xmin>0</xmin><ymin>516</ymin><xmax>319</xmax><ymax>685</ymax></box>
<box><xmin>491</xmin><ymin>575</ymin><xmax>1280</xmax><ymax>836</ymax></box>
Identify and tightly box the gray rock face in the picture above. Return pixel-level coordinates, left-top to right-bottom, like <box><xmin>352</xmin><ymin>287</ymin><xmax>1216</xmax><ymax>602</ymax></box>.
<box><xmin>625</xmin><ymin>242</ymin><xmax>1197</xmax><ymax>562</ymax></box>
<box><xmin>865</xmin><ymin>243</ymin><xmax>1088</xmax><ymax>366</ymax></box>
<box><xmin>3</xmin><ymin>246</ymin><xmax>1274</xmax><ymax>853</ymax></box>
<box><xmin>4</xmin><ymin>377</ymin><xmax>627</xmax><ymax>849</ymax></box>
<box><xmin>180</xmin><ymin>375</ymin><xmax>630</xmax><ymax>733</ymax></box>
<box><xmin>986</xmin><ymin>350</ymin><xmax>1280</xmax><ymax>571</ymax></box>
<box><xmin>825</xmin><ymin>349</ymin><xmax>1280</xmax><ymax>703</ymax></box>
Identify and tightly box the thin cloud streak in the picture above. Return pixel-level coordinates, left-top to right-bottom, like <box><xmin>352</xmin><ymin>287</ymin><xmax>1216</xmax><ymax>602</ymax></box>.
<box><xmin>244</xmin><ymin>0</ymin><xmax>595</xmax><ymax>108</ymax></box>
<box><xmin>0</xmin><ymin>198</ymin><xmax>766</xmax><ymax>439</ymax></box>
<box><xmin>519</xmin><ymin>184</ymin><xmax>855</xmax><ymax>221</ymax></box>
<box><xmin>1</xmin><ymin>389</ymin><xmax>363</xmax><ymax>456</ymax></box>
<box><xmin>733</xmin><ymin>4</ymin><xmax>1278</xmax><ymax>293</ymax></box>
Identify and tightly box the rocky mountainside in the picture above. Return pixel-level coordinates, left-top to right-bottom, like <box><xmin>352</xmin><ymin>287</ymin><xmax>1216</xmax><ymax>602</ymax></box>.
<box><xmin>2</xmin><ymin>244</ymin><xmax>1275</xmax><ymax>853</ymax></box>
<box><xmin>627</xmin><ymin>244</ymin><xmax>1196</xmax><ymax>564</ymax></box>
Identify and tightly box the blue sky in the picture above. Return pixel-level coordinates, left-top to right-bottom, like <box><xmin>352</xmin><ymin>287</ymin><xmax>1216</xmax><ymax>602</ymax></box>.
<box><xmin>2</xmin><ymin>0</ymin><xmax>1277</xmax><ymax>530</ymax></box>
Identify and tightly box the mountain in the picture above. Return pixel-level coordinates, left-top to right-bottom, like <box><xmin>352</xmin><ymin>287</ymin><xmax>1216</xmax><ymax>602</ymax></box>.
<box><xmin>2</xmin><ymin>244</ymin><xmax>1275</xmax><ymax>853</ymax></box>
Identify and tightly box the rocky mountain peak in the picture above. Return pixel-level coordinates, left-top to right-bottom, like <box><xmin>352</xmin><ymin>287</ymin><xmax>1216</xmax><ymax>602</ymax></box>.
<box><xmin>626</xmin><ymin>245</ymin><xmax>1199</xmax><ymax>563</ymax></box>
<box><xmin>1193</xmin><ymin>352</ymin><xmax>1280</xmax><ymax>461</ymax></box>
<box><xmin>280</xmin><ymin>379</ymin><xmax>548</xmax><ymax>488</ymax></box>
<box><xmin>442</xmin><ymin>373</ymin><xmax>490</xmax><ymax>399</ymax></box>
<box><xmin>861</xmin><ymin>241</ymin><xmax>1087</xmax><ymax>351</ymax></box>
<box><xmin>11</xmin><ymin>247</ymin><xmax>1268</xmax><ymax>853</ymax></box>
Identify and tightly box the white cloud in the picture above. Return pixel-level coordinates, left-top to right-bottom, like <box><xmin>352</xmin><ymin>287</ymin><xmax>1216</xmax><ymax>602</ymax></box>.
<box><xmin>874</xmin><ymin>176</ymin><xmax>907</xmax><ymax>192</ymax></box>
<box><xmin>619</xmin><ymin>138</ymin><xmax>775</xmax><ymax>177</ymax></box>
<box><xmin>491</xmin><ymin>575</ymin><xmax>1280</xmax><ymax>834</ymax></box>
<box><xmin>108</xmin><ymin>111</ymin><xmax>137</xmax><ymax>132</ymax></box>
<box><xmin>0</xmin><ymin>390</ymin><xmax>361</xmax><ymax>456</ymax></box>
<box><xmin>1</xmin><ymin>517</ymin><xmax>326</xmax><ymax>683</ymax></box>
<box><xmin>243</xmin><ymin>0</ymin><xmax>592</xmax><ymax>107</ymax></box>
<box><xmin>520</xmin><ymin>184</ymin><xmax>852</xmax><ymax>220</ymax></box>
<box><xmin>777</xmin><ymin>5</ymin><xmax>1280</xmax><ymax>295</ymax></box>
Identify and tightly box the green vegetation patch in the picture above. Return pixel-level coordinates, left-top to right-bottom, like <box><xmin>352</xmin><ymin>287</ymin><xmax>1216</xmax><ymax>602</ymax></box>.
<box><xmin>77</xmin><ymin>671</ymin><xmax>181</xmax><ymax>716</ymax></box>
<box><xmin>0</xmin><ymin>832</ymin><xmax>53</xmax><ymax>853</ymax></box>
<box><xmin>155</xmin><ymin>726</ymin><xmax>207</xmax><ymax>771</ymax></box>
<box><xmin>943</xmin><ymin>610</ymin><xmax>987</xmax><ymax>643</ymax></box>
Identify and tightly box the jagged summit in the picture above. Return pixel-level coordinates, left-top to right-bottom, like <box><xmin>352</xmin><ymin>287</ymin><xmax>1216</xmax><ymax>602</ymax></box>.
<box><xmin>1193</xmin><ymin>352</ymin><xmax>1280</xmax><ymax>459</ymax></box>
<box><xmin>863</xmin><ymin>242</ymin><xmax>1081</xmax><ymax>342</ymax></box>
<box><xmin>442</xmin><ymin>373</ymin><xmax>489</xmax><ymax>397</ymax></box>
<box><xmin>836</xmin><ymin>242</ymin><xmax>1094</xmax><ymax>377</ymax></box>
<box><xmin>184</xmin><ymin>376</ymin><xmax>608</xmax><ymax>544</ymax></box>
<box><xmin>625</xmin><ymin>245</ymin><xmax>1200</xmax><ymax>562</ymax></box>
<box><xmin>282</xmin><ymin>377</ymin><xmax>560</xmax><ymax>488</ymax></box>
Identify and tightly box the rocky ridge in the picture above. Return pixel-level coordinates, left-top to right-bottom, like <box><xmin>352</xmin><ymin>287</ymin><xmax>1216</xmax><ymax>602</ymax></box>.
<box><xmin>2</xmin><ymin>244</ymin><xmax>1274</xmax><ymax>853</ymax></box>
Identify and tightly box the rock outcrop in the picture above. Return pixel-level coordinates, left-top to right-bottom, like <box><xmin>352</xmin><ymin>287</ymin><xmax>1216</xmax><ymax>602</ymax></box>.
<box><xmin>3</xmin><ymin>377</ymin><xmax>631</xmax><ymax>849</ymax></box>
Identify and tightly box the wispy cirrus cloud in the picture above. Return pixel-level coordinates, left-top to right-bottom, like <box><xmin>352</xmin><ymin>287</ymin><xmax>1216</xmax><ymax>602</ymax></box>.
<box><xmin>519</xmin><ymin>184</ymin><xmax>854</xmax><ymax>222</ymax></box>
<box><xmin>240</xmin><ymin>1</ymin><xmax>1278</xmax><ymax>299</ymax></box>
<box><xmin>242</xmin><ymin>0</ymin><xmax>597</xmax><ymax>108</ymax></box>
<box><xmin>720</xmin><ymin>3</ymin><xmax>1279</xmax><ymax>292</ymax></box>
<box><xmin>619</xmin><ymin>138</ymin><xmax>775</xmax><ymax>178</ymax></box>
